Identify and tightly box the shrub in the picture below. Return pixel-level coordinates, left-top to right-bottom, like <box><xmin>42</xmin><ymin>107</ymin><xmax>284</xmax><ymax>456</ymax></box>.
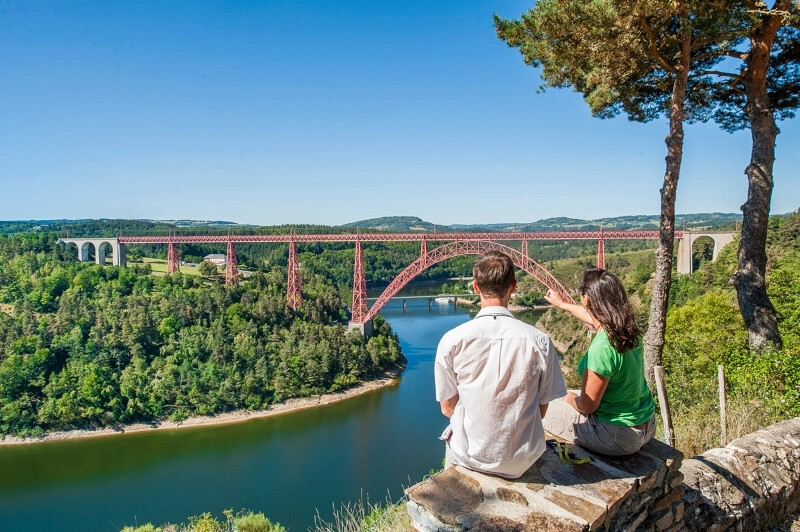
<box><xmin>121</xmin><ymin>525</ymin><xmax>161</xmax><ymax>532</ymax></box>
<box><xmin>187</xmin><ymin>513</ymin><xmax>222</xmax><ymax>532</ymax></box>
<box><xmin>233</xmin><ymin>510</ymin><xmax>285</xmax><ymax>532</ymax></box>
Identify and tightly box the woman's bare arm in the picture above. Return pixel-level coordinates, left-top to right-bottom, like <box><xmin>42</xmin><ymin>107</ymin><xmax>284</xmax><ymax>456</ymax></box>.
<box><xmin>544</xmin><ymin>289</ymin><xmax>594</xmax><ymax>326</ymax></box>
<box><xmin>563</xmin><ymin>369</ymin><xmax>609</xmax><ymax>414</ymax></box>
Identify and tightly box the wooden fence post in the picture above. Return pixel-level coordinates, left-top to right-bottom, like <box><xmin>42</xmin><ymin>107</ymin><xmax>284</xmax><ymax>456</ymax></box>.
<box><xmin>653</xmin><ymin>365</ymin><xmax>675</xmax><ymax>447</ymax></box>
<box><xmin>718</xmin><ymin>365</ymin><xmax>727</xmax><ymax>445</ymax></box>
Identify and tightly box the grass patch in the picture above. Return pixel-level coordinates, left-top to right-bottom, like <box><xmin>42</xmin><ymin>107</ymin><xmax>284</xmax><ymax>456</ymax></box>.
<box><xmin>120</xmin><ymin>509</ymin><xmax>285</xmax><ymax>532</ymax></box>
<box><xmin>312</xmin><ymin>492</ymin><xmax>411</xmax><ymax>532</ymax></box>
<box><xmin>139</xmin><ymin>258</ymin><xmax>202</xmax><ymax>276</ymax></box>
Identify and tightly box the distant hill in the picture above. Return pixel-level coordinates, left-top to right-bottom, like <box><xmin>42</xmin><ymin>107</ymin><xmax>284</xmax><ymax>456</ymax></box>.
<box><xmin>0</xmin><ymin>212</ymin><xmax>748</xmax><ymax>236</ymax></box>
<box><xmin>340</xmin><ymin>216</ymin><xmax>439</xmax><ymax>232</ymax></box>
<box><xmin>0</xmin><ymin>219</ymin><xmax>244</xmax><ymax>236</ymax></box>
<box><xmin>345</xmin><ymin>213</ymin><xmax>744</xmax><ymax>232</ymax></box>
<box><xmin>168</xmin><ymin>220</ymin><xmax>241</xmax><ymax>227</ymax></box>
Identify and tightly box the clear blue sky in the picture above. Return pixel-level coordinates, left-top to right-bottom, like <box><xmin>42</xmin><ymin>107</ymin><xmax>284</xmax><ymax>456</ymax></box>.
<box><xmin>2</xmin><ymin>1</ymin><xmax>798</xmax><ymax>226</ymax></box>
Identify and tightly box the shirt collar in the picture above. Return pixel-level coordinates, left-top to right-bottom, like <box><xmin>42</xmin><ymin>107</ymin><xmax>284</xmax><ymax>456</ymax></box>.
<box><xmin>475</xmin><ymin>306</ymin><xmax>515</xmax><ymax>319</ymax></box>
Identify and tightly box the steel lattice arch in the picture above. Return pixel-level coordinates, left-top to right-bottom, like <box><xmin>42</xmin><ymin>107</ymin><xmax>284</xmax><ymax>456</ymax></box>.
<box><xmin>361</xmin><ymin>240</ymin><xmax>570</xmax><ymax>323</ymax></box>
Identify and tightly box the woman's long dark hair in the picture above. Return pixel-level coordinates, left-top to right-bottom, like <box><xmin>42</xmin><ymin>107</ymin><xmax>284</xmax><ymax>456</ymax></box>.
<box><xmin>581</xmin><ymin>268</ymin><xmax>642</xmax><ymax>353</ymax></box>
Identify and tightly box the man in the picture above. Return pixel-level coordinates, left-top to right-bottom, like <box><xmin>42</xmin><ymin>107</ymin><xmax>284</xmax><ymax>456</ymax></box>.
<box><xmin>434</xmin><ymin>250</ymin><xmax>566</xmax><ymax>478</ymax></box>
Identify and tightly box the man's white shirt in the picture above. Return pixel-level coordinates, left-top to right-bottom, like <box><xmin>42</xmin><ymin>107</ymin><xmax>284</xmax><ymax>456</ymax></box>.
<box><xmin>434</xmin><ymin>306</ymin><xmax>567</xmax><ymax>478</ymax></box>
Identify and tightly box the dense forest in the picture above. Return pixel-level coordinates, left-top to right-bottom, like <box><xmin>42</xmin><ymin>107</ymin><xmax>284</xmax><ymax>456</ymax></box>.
<box><xmin>0</xmin><ymin>217</ymin><xmax>678</xmax><ymax>293</ymax></box>
<box><xmin>0</xmin><ymin>233</ymin><xmax>405</xmax><ymax>437</ymax></box>
<box><xmin>0</xmin><ymin>218</ymin><xmax>675</xmax><ymax>306</ymax></box>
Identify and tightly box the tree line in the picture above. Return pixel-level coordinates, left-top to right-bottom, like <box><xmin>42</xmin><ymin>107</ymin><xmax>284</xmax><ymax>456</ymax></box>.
<box><xmin>16</xmin><ymin>218</ymin><xmax>663</xmax><ymax>296</ymax></box>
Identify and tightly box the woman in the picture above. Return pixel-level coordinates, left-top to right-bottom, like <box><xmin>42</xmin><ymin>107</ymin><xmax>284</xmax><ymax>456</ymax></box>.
<box><xmin>543</xmin><ymin>268</ymin><xmax>656</xmax><ymax>456</ymax></box>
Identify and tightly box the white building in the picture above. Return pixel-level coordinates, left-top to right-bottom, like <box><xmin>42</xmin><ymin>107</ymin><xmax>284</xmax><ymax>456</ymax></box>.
<box><xmin>204</xmin><ymin>253</ymin><xmax>227</xmax><ymax>266</ymax></box>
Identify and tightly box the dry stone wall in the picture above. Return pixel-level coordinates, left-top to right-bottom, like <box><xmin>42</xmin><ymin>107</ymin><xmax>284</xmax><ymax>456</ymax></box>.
<box><xmin>406</xmin><ymin>417</ymin><xmax>800</xmax><ymax>531</ymax></box>
<box><xmin>681</xmin><ymin>417</ymin><xmax>800</xmax><ymax>531</ymax></box>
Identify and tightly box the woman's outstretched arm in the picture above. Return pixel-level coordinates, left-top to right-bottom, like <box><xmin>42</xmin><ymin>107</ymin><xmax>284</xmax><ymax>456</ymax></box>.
<box><xmin>544</xmin><ymin>289</ymin><xmax>594</xmax><ymax>326</ymax></box>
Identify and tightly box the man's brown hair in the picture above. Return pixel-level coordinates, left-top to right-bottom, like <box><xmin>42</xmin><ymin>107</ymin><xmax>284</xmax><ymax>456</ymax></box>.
<box><xmin>473</xmin><ymin>250</ymin><xmax>515</xmax><ymax>298</ymax></box>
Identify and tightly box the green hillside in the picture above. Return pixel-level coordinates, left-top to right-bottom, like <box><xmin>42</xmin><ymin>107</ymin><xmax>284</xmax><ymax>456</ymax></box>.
<box><xmin>341</xmin><ymin>216</ymin><xmax>437</xmax><ymax>232</ymax></box>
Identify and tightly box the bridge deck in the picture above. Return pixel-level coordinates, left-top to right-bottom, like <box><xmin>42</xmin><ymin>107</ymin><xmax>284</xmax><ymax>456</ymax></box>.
<box><xmin>114</xmin><ymin>230</ymin><xmax>681</xmax><ymax>244</ymax></box>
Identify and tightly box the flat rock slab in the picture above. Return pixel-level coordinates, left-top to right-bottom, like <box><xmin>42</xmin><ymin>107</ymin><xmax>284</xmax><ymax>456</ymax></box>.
<box><xmin>406</xmin><ymin>439</ymin><xmax>681</xmax><ymax>532</ymax></box>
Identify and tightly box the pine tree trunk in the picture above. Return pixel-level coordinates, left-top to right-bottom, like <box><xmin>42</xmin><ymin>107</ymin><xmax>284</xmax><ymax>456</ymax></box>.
<box><xmin>731</xmin><ymin>5</ymin><xmax>786</xmax><ymax>351</ymax></box>
<box><xmin>643</xmin><ymin>32</ymin><xmax>692</xmax><ymax>383</ymax></box>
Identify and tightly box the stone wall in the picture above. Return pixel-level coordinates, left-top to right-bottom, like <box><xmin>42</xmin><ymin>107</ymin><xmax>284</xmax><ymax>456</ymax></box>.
<box><xmin>681</xmin><ymin>417</ymin><xmax>800</xmax><ymax>531</ymax></box>
<box><xmin>405</xmin><ymin>417</ymin><xmax>800</xmax><ymax>531</ymax></box>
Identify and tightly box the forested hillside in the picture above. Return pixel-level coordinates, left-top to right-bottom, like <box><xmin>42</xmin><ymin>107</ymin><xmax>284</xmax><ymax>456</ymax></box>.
<box><xmin>1</xmin><ymin>213</ymin><xmax>744</xmax><ymax>292</ymax></box>
<box><xmin>0</xmin><ymin>233</ymin><xmax>404</xmax><ymax>437</ymax></box>
<box><xmin>658</xmin><ymin>210</ymin><xmax>800</xmax><ymax>454</ymax></box>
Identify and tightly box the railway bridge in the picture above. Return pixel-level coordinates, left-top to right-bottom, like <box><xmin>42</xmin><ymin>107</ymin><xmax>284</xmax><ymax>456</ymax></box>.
<box><xmin>58</xmin><ymin>229</ymin><xmax>736</xmax><ymax>329</ymax></box>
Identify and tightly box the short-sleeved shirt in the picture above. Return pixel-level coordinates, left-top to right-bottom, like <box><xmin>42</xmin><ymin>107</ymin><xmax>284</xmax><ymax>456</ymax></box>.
<box><xmin>577</xmin><ymin>329</ymin><xmax>655</xmax><ymax>426</ymax></box>
<box><xmin>434</xmin><ymin>306</ymin><xmax>567</xmax><ymax>478</ymax></box>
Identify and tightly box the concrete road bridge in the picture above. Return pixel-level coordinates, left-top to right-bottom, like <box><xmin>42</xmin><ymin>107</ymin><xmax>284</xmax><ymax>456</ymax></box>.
<box><xmin>58</xmin><ymin>229</ymin><xmax>736</xmax><ymax>328</ymax></box>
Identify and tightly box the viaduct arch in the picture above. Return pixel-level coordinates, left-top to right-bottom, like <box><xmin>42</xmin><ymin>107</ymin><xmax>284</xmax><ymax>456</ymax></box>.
<box><xmin>58</xmin><ymin>238</ymin><xmax>127</xmax><ymax>267</ymax></box>
<box><xmin>362</xmin><ymin>240</ymin><xmax>570</xmax><ymax>323</ymax></box>
<box><xmin>676</xmin><ymin>231</ymin><xmax>736</xmax><ymax>275</ymax></box>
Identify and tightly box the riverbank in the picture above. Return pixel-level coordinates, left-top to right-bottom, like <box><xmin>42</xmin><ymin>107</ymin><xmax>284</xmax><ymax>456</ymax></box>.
<box><xmin>0</xmin><ymin>370</ymin><xmax>402</xmax><ymax>446</ymax></box>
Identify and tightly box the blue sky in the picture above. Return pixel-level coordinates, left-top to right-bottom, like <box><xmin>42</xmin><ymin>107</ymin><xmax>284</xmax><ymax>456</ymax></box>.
<box><xmin>1</xmin><ymin>1</ymin><xmax>798</xmax><ymax>226</ymax></box>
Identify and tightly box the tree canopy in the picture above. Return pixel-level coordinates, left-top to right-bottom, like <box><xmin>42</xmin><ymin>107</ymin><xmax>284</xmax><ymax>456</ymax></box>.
<box><xmin>494</xmin><ymin>0</ymin><xmax>800</xmax><ymax>361</ymax></box>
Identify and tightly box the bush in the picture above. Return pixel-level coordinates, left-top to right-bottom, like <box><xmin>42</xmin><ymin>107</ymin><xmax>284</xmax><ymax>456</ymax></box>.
<box><xmin>663</xmin><ymin>290</ymin><xmax>748</xmax><ymax>405</ymax></box>
<box><xmin>187</xmin><ymin>513</ymin><xmax>222</xmax><ymax>532</ymax></box>
<box><xmin>121</xmin><ymin>526</ymin><xmax>162</xmax><ymax>532</ymax></box>
<box><xmin>233</xmin><ymin>510</ymin><xmax>285</xmax><ymax>532</ymax></box>
<box><xmin>119</xmin><ymin>511</ymin><xmax>286</xmax><ymax>532</ymax></box>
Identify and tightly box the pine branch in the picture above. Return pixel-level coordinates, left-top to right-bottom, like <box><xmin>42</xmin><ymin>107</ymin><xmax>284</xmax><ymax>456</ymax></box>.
<box><xmin>639</xmin><ymin>16</ymin><xmax>678</xmax><ymax>73</ymax></box>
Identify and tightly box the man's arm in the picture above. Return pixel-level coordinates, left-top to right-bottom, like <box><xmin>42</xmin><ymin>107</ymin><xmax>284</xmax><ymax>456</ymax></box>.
<box><xmin>440</xmin><ymin>395</ymin><xmax>459</xmax><ymax>418</ymax></box>
<box><xmin>536</xmin><ymin>336</ymin><xmax>567</xmax><ymax>417</ymax></box>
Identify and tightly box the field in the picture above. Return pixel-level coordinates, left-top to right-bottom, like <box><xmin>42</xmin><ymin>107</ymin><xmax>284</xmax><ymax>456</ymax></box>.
<box><xmin>138</xmin><ymin>258</ymin><xmax>202</xmax><ymax>276</ymax></box>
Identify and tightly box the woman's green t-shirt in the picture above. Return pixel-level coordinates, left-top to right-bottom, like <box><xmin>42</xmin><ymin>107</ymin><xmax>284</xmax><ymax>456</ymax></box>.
<box><xmin>577</xmin><ymin>329</ymin><xmax>655</xmax><ymax>426</ymax></box>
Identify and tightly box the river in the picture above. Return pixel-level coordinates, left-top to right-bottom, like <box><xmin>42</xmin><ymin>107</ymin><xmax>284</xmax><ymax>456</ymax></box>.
<box><xmin>0</xmin><ymin>294</ymin><xmax>544</xmax><ymax>532</ymax></box>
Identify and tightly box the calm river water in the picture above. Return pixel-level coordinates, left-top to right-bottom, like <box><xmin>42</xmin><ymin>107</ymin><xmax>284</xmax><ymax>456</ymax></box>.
<box><xmin>0</xmin><ymin>294</ymin><xmax>542</xmax><ymax>532</ymax></box>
